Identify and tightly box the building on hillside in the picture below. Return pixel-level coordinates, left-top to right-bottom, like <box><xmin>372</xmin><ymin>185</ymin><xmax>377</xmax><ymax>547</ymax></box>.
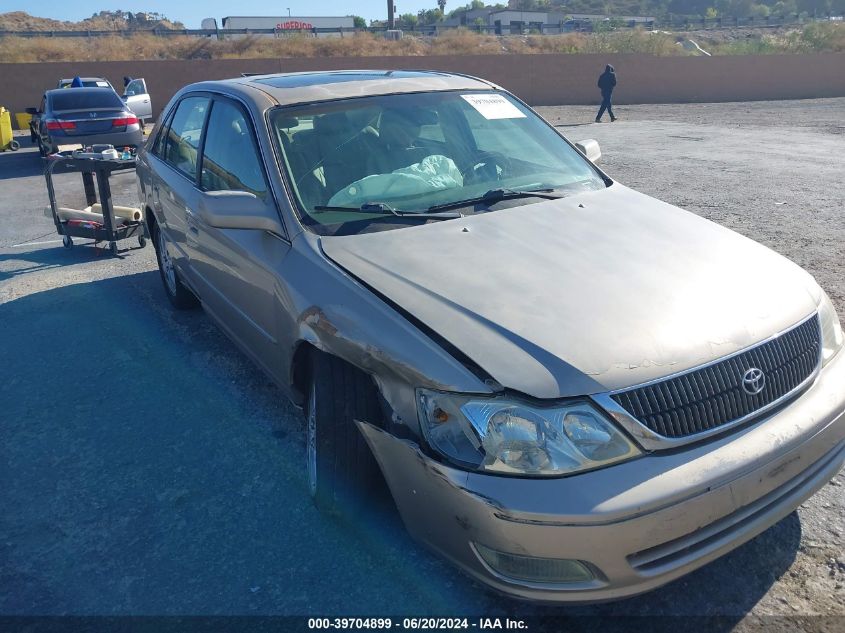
<box><xmin>209</xmin><ymin>15</ymin><xmax>355</xmax><ymax>38</ymax></box>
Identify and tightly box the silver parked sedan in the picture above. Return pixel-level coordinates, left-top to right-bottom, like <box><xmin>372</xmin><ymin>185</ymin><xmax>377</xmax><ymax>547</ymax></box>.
<box><xmin>136</xmin><ymin>71</ymin><xmax>845</xmax><ymax>603</ymax></box>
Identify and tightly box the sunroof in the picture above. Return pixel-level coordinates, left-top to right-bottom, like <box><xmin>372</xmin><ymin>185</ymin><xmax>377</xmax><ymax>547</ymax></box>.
<box><xmin>252</xmin><ymin>71</ymin><xmax>445</xmax><ymax>88</ymax></box>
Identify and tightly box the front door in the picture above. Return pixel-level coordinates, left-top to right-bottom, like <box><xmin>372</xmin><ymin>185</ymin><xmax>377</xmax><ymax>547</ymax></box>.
<box><xmin>191</xmin><ymin>96</ymin><xmax>290</xmax><ymax>380</ymax></box>
<box><xmin>124</xmin><ymin>78</ymin><xmax>152</xmax><ymax>122</ymax></box>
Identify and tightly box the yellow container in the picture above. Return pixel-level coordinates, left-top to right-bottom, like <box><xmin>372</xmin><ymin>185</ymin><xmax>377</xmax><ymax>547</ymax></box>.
<box><xmin>15</xmin><ymin>111</ymin><xmax>31</xmax><ymax>131</ymax></box>
<box><xmin>0</xmin><ymin>107</ymin><xmax>19</xmax><ymax>151</ymax></box>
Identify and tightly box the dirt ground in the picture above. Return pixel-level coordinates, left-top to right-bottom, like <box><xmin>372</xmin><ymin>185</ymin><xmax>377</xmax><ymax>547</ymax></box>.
<box><xmin>0</xmin><ymin>98</ymin><xmax>843</xmax><ymax>629</ymax></box>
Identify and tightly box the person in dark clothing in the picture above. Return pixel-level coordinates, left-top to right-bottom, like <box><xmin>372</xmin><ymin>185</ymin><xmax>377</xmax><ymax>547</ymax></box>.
<box><xmin>595</xmin><ymin>64</ymin><xmax>617</xmax><ymax>123</ymax></box>
<box><xmin>123</xmin><ymin>76</ymin><xmax>133</xmax><ymax>88</ymax></box>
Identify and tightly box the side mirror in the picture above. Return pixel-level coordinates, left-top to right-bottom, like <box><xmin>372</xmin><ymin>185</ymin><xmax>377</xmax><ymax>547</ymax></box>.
<box><xmin>198</xmin><ymin>190</ymin><xmax>285</xmax><ymax>235</ymax></box>
<box><xmin>26</xmin><ymin>107</ymin><xmax>39</xmax><ymax>115</ymax></box>
<box><xmin>575</xmin><ymin>139</ymin><xmax>601</xmax><ymax>163</ymax></box>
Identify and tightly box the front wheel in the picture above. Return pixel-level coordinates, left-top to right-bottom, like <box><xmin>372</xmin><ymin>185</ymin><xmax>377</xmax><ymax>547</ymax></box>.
<box><xmin>306</xmin><ymin>352</ymin><xmax>383</xmax><ymax>516</ymax></box>
<box><xmin>152</xmin><ymin>221</ymin><xmax>198</xmax><ymax>310</ymax></box>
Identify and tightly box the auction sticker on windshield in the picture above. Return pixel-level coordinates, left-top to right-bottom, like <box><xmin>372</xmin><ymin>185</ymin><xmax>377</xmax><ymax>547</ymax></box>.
<box><xmin>461</xmin><ymin>93</ymin><xmax>526</xmax><ymax>119</ymax></box>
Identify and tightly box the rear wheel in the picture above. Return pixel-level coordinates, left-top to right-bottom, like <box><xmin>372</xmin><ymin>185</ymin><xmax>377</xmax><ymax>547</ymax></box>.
<box><xmin>306</xmin><ymin>352</ymin><xmax>383</xmax><ymax>516</ymax></box>
<box><xmin>152</xmin><ymin>221</ymin><xmax>198</xmax><ymax>310</ymax></box>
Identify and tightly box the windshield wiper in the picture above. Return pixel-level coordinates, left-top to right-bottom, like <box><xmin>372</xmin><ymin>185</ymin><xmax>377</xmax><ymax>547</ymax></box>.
<box><xmin>314</xmin><ymin>202</ymin><xmax>400</xmax><ymax>215</ymax></box>
<box><xmin>313</xmin><ymin>202</ymin><xmax>461</xmax><ymax>219</ymax></box>
<box><xmin>427</xmin><ymin>188</ymin><xmax>564</xmax><ymax>213</ymax></box>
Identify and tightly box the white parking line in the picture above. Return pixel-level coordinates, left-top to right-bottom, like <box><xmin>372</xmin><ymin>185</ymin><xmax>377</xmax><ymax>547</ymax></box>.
<box><xmin>11</xmin><ymin>239</ymin><xmax>64</xmax><ymax>247</ymax></box>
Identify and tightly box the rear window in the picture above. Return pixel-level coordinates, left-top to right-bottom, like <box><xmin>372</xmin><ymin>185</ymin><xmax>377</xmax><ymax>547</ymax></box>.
<box><xmin>50</xmin><ymin>90</ymin><xmax>123</xmax><ymax>111</ymax></box>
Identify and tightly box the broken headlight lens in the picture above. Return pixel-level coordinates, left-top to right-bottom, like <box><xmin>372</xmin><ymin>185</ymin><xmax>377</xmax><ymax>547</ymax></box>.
<box><xmin>819</xmin><ymin>290</ymin><xmax>844</xmax><ymax>367</ymax></box>
<box><xmin>418</xmin><ymin>390</ymin><xmax>641</xmax><ymax>476</ymax></box>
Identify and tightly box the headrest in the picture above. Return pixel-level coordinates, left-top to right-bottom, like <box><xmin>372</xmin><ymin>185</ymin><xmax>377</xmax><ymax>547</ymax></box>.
<box><xmin>314</xmin><ymin>112</ymin><xmax>349</xmax><ymax>135</ymax></box>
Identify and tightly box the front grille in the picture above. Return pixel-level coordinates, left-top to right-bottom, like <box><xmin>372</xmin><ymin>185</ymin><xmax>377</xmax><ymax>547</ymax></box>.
<box><xmin>611</xmin><ymin>315</ymin><xmax>821</xmax><ymax>439</ymax></box>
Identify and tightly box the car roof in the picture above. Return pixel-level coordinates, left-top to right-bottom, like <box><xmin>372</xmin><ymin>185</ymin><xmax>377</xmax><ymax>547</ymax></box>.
<box><xmin>184</xmin><ymin>70</ymin><xmax>499</xmax><ymax>107</ymax></box>
<box><xmin>47</xmin><ymin>87</ymin><xmax>119</xmax><ymax>96</ymax></box>
<box><xmin>58</xmin><ymin>77</ymin><xmax>111</xmax><ymax>83</ymax></box>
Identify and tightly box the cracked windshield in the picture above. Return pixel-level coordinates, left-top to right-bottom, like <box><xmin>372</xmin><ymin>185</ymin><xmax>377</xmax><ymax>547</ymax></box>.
<box><xmin>271</xmin><ymin>90</ymin><xmax>606</xmax><ymax>234</ymax></box>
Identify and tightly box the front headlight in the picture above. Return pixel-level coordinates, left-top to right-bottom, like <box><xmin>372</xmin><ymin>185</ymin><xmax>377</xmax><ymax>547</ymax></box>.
<box><xmin>418</xmin><ymin>390</ymin><xmax>641</xmax><ymax>476</ymax></box>
<box><xmin>819</xmin><ymin>290</ymin><xmax>844</xmax><ymax>366</ymax></box>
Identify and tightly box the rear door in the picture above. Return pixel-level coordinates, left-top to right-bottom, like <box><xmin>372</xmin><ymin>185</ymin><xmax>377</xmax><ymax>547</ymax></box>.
<box><xmin>124</xmin><ymin>78</ymin><xmax>152</xmax><ymax>121</ymax></box>
<box><xmin>149</xmin><ymin>95</ymin><xmax>211</xmax><ymax>284</ymax></box>
<box><xmin>191</xmin><ymin>95</ymin><xmax>289</xmax><ymax>379</ymax></box>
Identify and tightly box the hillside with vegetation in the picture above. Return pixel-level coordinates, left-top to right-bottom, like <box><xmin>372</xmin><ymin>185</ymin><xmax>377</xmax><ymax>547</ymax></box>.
<box><xmin>0</xmin><ymin>21</ymin><xmax>842</xmax><ymax>62</ymax></box>
<box><xmin>438</xmin><ymin>0</ymin><xmax>844</xmax><ymax>19</ymax></box>
<box><xmin>0</xmin><ymin>10</ymin><xmax>184</xmax><ymax>32</ymax></box>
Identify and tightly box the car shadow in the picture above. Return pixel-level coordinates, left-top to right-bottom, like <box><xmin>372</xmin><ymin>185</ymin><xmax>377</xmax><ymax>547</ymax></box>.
<box><xmin>0</xmin><ymin>243</ymin><xmax>146</xmax><ymax>281</ymax></box>
<box><xmin>0</xmin><ymin>141</ymin><xmax>43</xmax><ymax>181</ymax></box>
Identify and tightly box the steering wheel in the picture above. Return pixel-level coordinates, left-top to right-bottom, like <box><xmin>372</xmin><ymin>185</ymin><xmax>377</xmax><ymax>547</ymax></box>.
<box><xmin>461</xmin><ymin>151</ymin><xmax>512</xmax><ymax>184</ymax></box>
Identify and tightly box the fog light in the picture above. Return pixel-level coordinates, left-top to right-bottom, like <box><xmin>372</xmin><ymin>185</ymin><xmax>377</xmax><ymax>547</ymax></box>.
<box><xmin>474</xmin><ymin>543</ymin><xmax>595</xmax><ymax>584</ymax></box>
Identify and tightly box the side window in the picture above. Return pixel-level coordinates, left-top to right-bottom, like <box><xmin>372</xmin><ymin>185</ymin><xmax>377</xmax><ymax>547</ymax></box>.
<box><xmin>125</xmin><ymin>79</ymin><xmax>146</xmax><ymax>96</ymax></box>
<box><xmin>200</xmin><ymin>100</ymin><xmax>267</xmax><ymax>196</ymax></box>
<box><xmin>163</xmin><ymin>96</ymin><xmax>209</xmax><ymax>181</ymax></box>
<box><xmin>151</xmin><ymin>109</ymin><xmax>174</xmax><ymax>159</ymax></box>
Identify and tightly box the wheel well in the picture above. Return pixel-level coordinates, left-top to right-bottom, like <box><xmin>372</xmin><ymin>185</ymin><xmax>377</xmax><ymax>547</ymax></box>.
<box><xmin>144</xmin><ymin>206</ymin><xmax>157</xmax><ymax>233</ymax></box>
<box><xmin>290</xmin><ymin>344</ymin><xmax>388</xmax><ymax>430</ymax></box>
<box><xmin>290</xmin><ymin>341</ymin><xmax>317</xmax><ymax>406</ymax></box>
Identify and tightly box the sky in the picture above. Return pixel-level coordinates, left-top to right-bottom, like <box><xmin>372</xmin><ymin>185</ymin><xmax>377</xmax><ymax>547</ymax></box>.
<box><xmin>0</xmin><ymin>1</ymin><xmax>450</xmax><ymax>27</ymax></box>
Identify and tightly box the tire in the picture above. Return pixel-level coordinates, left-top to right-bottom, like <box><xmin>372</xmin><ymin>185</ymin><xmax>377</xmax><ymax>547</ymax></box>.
<box><xmin>9</xmin><ymin>140</ymin><xmax>20</xmax><ymax>151</ymax></box>
<box><xmin>62</xmin><ymin>235</ymin><xmax>73</xmax><ymax>249</ymax></box>
<box><xmin>306</xmin><ymin>352</ymin><xmax>384</xmax><ymax>517</ymax></box>
<box><xmin>151</xmin><ymin>221</ymin><xmax>199</xmax><ymax>310</ymax></box>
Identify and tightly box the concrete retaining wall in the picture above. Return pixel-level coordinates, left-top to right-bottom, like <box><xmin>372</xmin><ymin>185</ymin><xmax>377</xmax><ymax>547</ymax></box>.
<box><xmin>1</xmin><ymin>53</ymin><xmax>843</xmax><ymax>126</ymax></box>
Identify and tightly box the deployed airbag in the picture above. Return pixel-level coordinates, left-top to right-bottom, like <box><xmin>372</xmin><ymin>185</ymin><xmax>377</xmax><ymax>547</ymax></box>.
<box><xmin>328</xmin><ymin>155</ymin><xmax>463</xmax><ymax>207</ymax></box>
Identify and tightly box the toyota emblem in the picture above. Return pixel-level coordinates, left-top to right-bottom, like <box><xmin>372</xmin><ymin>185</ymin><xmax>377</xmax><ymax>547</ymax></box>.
<box><xmin>742</xmin><ymin>367</ymin><xmax>766</xmax><ymax>396</ymax></box>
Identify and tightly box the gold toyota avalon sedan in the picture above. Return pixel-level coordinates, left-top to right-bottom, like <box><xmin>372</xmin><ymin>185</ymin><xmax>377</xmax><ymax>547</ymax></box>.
<box><xmin>136</xmin><ymin>70</ymin><xmax>845</xmax><ymax>602</ymax></box>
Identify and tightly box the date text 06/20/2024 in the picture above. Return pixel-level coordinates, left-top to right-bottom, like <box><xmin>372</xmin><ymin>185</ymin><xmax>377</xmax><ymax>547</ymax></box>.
<box><xmin>307</xmin><ymin>618</ymin><xmax>528</xmax><ymax>630</ymax></box>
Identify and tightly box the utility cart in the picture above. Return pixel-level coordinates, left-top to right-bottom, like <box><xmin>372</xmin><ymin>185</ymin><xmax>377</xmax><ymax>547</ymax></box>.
<box><xmin>44</xmin><ymin>152</ymin><xmax>148</xmax><ymax>256</ymax></box>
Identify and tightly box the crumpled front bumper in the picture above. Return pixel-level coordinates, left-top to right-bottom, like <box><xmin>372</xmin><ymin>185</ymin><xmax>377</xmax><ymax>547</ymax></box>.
<box><xmin>360</xmin><ymin>348</ymin><xmax>845</xmax><ymax>603</ymax></box>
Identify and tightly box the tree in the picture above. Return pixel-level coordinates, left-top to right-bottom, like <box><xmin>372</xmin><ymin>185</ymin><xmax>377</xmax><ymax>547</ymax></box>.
<box><xmin>418</xmin><ymin>8</ymin><xmax>445</xmax><ymax>23</ymax></box>
<box><xmin>772</xmin><ymin>0</ymin><xmax>798</xmax><ymax>15</ymax></box>
<box><xmin>438</xmin><ymin>0</ymin><xmax>448</xmax><ymax>12</ymax></box>
<box><xmin>351</xmin><ymin>15</ymin><xmax>367</xmax><ymax>28</ymax></box>
<box><xmin>400</xmin><ymin>12</ymin><xmax>420</xmax><ymax>26</ymax></box>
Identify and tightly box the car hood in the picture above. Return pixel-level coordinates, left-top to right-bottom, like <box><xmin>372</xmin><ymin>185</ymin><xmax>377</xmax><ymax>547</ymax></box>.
<box><xmin>321</xmin><ymin>184</ymin><xmax>819</xmax><ymax>399</ymax></box>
